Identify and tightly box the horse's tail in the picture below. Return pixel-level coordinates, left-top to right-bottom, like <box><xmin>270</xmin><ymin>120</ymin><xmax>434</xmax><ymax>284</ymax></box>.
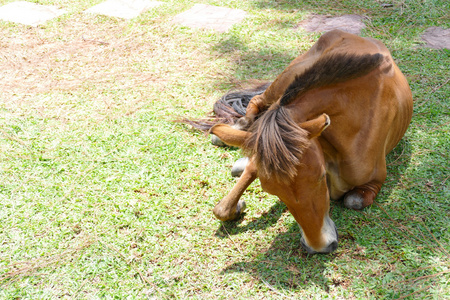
<box><xmin>182</xmin><ymin>82</ymin><xmax>271</xmax><ymax>132</ymax></box>
<box><xmin>243</xmin><ymin>104</ymin><xmax>310</xmax><ymax>182</ymax></box>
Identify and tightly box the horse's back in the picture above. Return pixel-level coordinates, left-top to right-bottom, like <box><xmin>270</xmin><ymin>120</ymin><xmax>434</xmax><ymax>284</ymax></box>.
<box><xmin>302</xmin><ymin>30</ymin><xmax>412</xmax><ymax>143</ymax></box>
<box><xmin>262</xmin><ymin>30</ymin><xmax>398</xmax><ymax>108</ymax></box>
<box><xmin>287</xmin><ymin>30</ymin><xmax>413</xmax><ymax>198</ymax></box>
<box><xmin>297</xmin><ymin>30</ymin><xmax>392</xmax><ymax>62</ymax></box>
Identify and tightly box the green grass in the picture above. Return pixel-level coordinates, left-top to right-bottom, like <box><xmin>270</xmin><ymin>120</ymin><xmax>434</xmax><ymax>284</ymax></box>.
<box><xmin>0</xmin><ymin>0</ymin><xmax>449</xmax><ymax>298</ymax></box>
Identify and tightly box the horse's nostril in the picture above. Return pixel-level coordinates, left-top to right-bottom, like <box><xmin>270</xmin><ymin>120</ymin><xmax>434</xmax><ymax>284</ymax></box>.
<box><xmin>301</xmin><ymin>237</ymin><xmax>338</xmax><ymax>254</ymax></box>
<box><xmin>327</xmin><ymin>240</ymin><xmax>338</xmax><ymax>253</ymax></box>
<box><xmin>300</xmin><ymin>238</ymin><xmax>316</xmax><ymax>254</ymax></box>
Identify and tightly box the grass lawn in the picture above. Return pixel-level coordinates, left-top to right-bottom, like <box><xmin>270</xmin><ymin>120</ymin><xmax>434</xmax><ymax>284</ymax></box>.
<box><xmin>0</xmin><ymin>0</ymin><xmax>449</xmax><ymax>298</ymax></box>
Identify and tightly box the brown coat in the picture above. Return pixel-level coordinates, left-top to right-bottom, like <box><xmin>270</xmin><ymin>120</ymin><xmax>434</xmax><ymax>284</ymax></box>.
<box><xmin>210</xmin><ymin>30</ymin><xmax>413</xmax><ymax>253</ymax></box>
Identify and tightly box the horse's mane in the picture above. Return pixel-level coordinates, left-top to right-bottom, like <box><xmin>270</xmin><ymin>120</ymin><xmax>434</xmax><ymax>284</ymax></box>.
<box><xmin>280</xmin><ymin>53</ymin><xmax>384</xmax><ymax>106</ymax></box>
<box><xmin>244</xmin><ymin>53</ymin><xmax>385</xmax><ymax>182</ymax></box>
<box><xmin>243</xmin><ymin>105</ymin><xmax>310</xmax><ymax>181</ymax></box>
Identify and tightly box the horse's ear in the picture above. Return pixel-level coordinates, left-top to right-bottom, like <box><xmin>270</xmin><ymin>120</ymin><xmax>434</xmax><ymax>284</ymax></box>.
<box><xmin>210</xmin><ymin>124</ymin><xmax>250</xmax><ymax>147</ymax></box>
<box><xmin>300</xmin><ymin>114</ymin><xmax>330</xmax><ymax>139</ymax></box>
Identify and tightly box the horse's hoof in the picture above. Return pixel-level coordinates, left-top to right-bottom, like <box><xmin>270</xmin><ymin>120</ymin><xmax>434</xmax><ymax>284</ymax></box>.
<box><xmin>344</xmin><ymin>193</ymin><xmax>364</xmax><ymax>210</ymax></box>
<box><xmin>231</xmin><ymin>157</ymin><xmax>249</xmax><ymax>177</ymax></box>
<box><xmin>213</xmin><ymin>200</ymin><xmax>246</xmax><ymax>221</ymax></box>
<box><xmin>344</xmin><ymin>189</ymin><xmax>374</xmax><ymax>210</ymax></box>
<box><xmin>236</xmin><ymin>200</ymin><xmax>246</xmax><ymax>215</ymax></box>
<box><xmin>211</xmin><ymin>134</ymin><xmax>226</xmax><ymax>147</ymax></box>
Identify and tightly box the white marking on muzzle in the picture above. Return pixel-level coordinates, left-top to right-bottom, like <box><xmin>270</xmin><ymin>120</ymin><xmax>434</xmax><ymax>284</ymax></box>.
<box><xmin>321</xmin><ymin>214</ymin><xmax>338</xmax><ymax>247</ymax></box>
<box><xmin>299</xmin><ymin>213</ymin><xmax>338</xmax><ymax>254</ymax></box>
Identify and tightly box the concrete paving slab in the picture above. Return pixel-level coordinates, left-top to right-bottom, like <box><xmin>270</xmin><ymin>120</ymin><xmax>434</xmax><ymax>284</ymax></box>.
<box><xmin>421</xmin><ymin>27</ymin><xmax>450</xmax><ymax>50</ymax></box>
<box><xmin>0</xmin><ymin>1</ymin><xmax>66</xmax><ymax>26</ymax></box>
<box><xmin>172</xmin><ymin>4</ymin><xmax>247</xmax><ymax>33</ymax></box>
<box><xmin>85</xmin><ymin>0</ymin><xmax>163</xmax><ymax>19</ymax></box>
<box><xmin>299</xmin><ymin>14</ymin><xmax>366</xmax><ymax>35</ymax></box>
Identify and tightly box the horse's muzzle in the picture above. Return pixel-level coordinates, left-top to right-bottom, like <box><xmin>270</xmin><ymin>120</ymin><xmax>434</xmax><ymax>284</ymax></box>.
<box><xmin>301</xmin><ymin>219</ymin><xmax>339</xmax><ymax>254</ymax></box>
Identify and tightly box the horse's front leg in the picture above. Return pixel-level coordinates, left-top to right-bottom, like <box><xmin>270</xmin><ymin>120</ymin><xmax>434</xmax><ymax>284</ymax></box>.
<box><xmin>344</xmin><ymin>180</ymin><xmax>384</xmax><ymax>210</ymax></box>
<box><xmin>213</xmin><ymin>159</ymin><xmax>257</xmax><ymax>221</ymax></box>
<box><xmin>343</xmin><ymin>159</ymin><xmax>387</xmax><ymax>210</ymax></box>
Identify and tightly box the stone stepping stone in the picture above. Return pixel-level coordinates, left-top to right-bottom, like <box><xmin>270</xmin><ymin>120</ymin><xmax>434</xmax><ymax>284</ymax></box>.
<box><xmin>85</xmin><ymin>0</ymin><xmax>163</xmax><ymax>19</ymax></box>
<box><xmin>0</xmin><ymin>1</ymin><xmax>66</xmax><ymax>26</ymax></box>
<box><xmin>172</xmin><ymin>4</ymin><xmax>247</xmax><ymax>33</ymax></box>
<box><xmin>421</xmin><ymin>27</ymin><xmax>450</xmax><ymax>50</ymax></box>
<box><xmin>298</xmin><ymin>14</ymin><xmax>366</xmax><ymax>35</ymax></box>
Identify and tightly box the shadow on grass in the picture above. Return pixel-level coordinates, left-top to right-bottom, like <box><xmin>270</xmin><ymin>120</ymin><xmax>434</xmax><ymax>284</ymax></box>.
<box><xmin>205</xmin><ymin>5</ymin><xmax>448</xmax><ymax>294</ymax></box>
<box><xmin>210</xmin><ymin>35</ymin><xmax>297</xmax><ymax>82</ymax></box>
<box><xmin>249</xmin><ymin>0</ymin><xmax>363</xmax><ymax>12</ymax></box>
<box><xmin>215</xmin><ymin>201</ymin><xmax>287</xmax><ymax>236</ymax></box>
<box><xmin>213</xmin><ymin>137</ymin><xmax>439</xmax><ymax>295</ymax></box>
<box><xmin>383</xmin><ymin>137</ymin><xmax>413</xmax><ymax>198</ymax></box>
<box><xmin>210</xmin><ymin>128</ymin><xmax>447</xmax><ymax>297</ymax></box>
<box><xmin>221</xmin><ymin>222</ymin><xmax>336</xmax><ymax>293</ymax></box>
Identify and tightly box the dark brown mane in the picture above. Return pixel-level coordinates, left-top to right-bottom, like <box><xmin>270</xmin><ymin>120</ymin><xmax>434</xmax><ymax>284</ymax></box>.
<box><xmin>280</xmin><ymin>53</ymin><xmax>384</xmax><ymax>106</ymax></box>
<box><xmin>243</xmin><ymin>105</ymin><xmax>310</xmax><ymax>182</ymax></box>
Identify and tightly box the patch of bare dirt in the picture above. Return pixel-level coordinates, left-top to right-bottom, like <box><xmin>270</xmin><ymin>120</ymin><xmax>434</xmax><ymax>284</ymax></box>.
<box><xmin>297</xmin><ymin>14</ymin><xmax>366</xmax><ymax>35</ymax></box>
<box><xmin>0</xmin><ymin>26</ymin><xmax>166</xmax><ymax>95</ymax></box>
<box><xmin>421</xmin><ymin>27</ymin><xmax>450</xmax><ymax>49</ymax></box>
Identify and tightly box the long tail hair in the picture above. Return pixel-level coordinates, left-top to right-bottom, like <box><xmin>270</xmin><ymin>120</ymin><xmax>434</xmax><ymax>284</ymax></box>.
<box><xmin>182</xmin><ymin>82</ymin><xmax>271</xmax><ymax>131</ymax></box>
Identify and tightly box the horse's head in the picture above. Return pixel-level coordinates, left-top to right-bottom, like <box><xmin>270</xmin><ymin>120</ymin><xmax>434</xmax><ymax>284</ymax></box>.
<box><xmin>211</xmin><ymin>111</ymin><xmax>338</xmax><ymax>254</ymax></box>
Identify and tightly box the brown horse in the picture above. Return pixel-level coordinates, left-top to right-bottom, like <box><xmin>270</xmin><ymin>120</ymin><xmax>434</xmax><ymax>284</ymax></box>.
<box><xmin>209</xmin><ymin>30</ymin><xmax>413</xmax><ymax>254</ymax></box>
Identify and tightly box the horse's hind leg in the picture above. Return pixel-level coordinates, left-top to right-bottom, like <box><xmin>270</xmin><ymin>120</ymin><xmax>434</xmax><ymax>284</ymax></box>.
<box><xmin>344</xmin><ymin>180</ymin><xmax>384</xmax><ymax>210</ymax></box>
<box><xmin>213</xmin><ymin>159</ymin><xmax>257</xmax><ymax>221</ymax></box>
